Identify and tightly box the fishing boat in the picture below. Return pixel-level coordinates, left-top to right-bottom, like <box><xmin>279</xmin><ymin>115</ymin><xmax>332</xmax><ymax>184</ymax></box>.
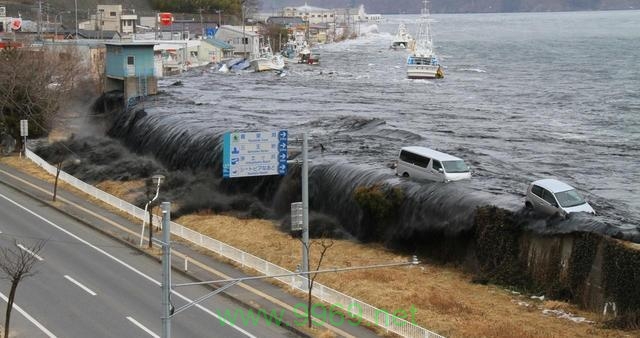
<box><xmin>250</xmin><ymin>40</ymin><xmax>285</xmax><ymax>72</ymax></box>
<box><xmin>406</xmin><ymin>0</ymin><xmax>444</xmax><ymax>79</ymax></box>
<box><xmin>390</xmin><ymin>23</ymin><xmax>414</xmax><ymax>50</ymax></box>
<box><xmin>298</xmin><ymin>47</ymin><xmax>320</xmax><ymax>65</ymax></box>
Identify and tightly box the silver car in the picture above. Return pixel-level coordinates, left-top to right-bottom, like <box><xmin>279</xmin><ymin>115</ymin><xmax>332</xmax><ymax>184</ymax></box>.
<box><xmin>525</xmin><ymin>179</ymin><xmax>595</xmax><ymax>217</ymax></box>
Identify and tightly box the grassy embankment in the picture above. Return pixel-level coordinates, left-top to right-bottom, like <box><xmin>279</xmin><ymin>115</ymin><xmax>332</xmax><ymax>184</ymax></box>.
<box><xmin>1</xmin><ymin>155</ymin><xmax>638</xmax><ymax>338</ymax></box>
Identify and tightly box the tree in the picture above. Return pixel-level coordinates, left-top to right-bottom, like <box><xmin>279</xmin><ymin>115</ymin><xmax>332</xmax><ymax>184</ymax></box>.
<box><xmin>48</xmin><ymin>142</ymin><xmax>68</xmax><ymax>202</ymax></box>
<box><xmin>300</xmin><ymin>236</ymin><xmax>334</xmax><ymax>328</ymax></box>
<box><xmin>0</xmin><ymin>239</ymin><xmax>45</xmax><ymax>338</ymax></box>
<box><xmin>0</xmin><ymin>44</ymin><xmax>85</xmax><ymax>145</ymax></box>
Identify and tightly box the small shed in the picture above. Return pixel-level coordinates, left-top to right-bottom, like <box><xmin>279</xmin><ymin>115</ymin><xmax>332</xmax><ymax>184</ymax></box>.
<box><xmin>104</xmin><ymin>41</ymin><xmax>158</xmax><ymax>104</ymax></box>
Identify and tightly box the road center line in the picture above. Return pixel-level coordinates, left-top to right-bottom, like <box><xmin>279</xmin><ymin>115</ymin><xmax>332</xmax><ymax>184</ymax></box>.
<box><xmin>0</xmin><ymin>192</ymin><xmax>257</xmax><ymax>338</ymax></box>
<box><xmin>126</xmin><ymin>316</ymin><xmax>160</xmax><ymax>338</ymax></box>
<box><xmin>17</xmin><ymin>243</ymin><xmax>44</xmax><ymax>261</ymax></box>
<box><xmin>0</xmin><ymin>290</ymin><xmax>57</xmax><ymax>337</ymax></box>
<box><xmin>64</xmin><ymin>275</ymin><xmax>97</xmax><ymax>296</ymax></box>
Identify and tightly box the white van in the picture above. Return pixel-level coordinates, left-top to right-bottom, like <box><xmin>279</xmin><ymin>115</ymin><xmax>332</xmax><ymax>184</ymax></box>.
<box><xmin>396</xmin><ymin>146</ymin><xmax>471</xmax><ymax>182</ymax></box>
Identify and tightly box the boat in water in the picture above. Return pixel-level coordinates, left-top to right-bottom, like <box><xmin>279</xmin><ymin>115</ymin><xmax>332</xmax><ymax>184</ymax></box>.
<box><xmin>298</xmin><ymin>47</ymin><xmax>320</xmax><ymax>65</ymax></box>
<box><xmin>281</xmin><ymin>31</ymin><xmax>308</xmax><ymax>59</ymax></box>
<box><xmin>406</xmin><ymin>0</ymin><xmax>444</xmax><ymax>79</ymax></box>
<box><xmin>250</xmin><ymin>40</ymin><xmax>285</xmax><ymax>72</ymax></box>
<box><xmin>390</xmin><ymin>23</ymin><xmax>414</xmax><ymax>50</ymax></box>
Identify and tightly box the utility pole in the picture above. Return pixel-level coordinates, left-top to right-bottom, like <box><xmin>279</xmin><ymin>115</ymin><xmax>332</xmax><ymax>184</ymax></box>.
<box><xmin>74</xmin><ymin>0</ymin><xmax>78</xmax><ymax>40</ymax></box>
<box><xmin>216</xmin><ymin>9</ymin><xmax>223</xmax><ymax>26</ymax></box>
<box><xmin>198</xmin><ymin>8</ymin><xmax>204</xmax><ymax>38</ymax></box>
<box><xmin>301</xmin><ymin>133</ymin><xmax>309</xmax><ymax>278</ymax></box>
<box><xmin>242</xmin><ymin>2</ymin><xmax>246</xmax><ymax>58</ymax></box>
<box><xmin>37</xmin><ymin>0</ymin><xmax>42</xmax><ymax>41</ymax></box>
<box><xmin>161</xmin><ymin>202</ymin><xmax>171</xmax><ymax>338</ymax></box>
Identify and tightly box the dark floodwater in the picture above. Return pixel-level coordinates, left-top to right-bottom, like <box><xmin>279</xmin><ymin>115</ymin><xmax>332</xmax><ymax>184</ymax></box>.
<box><xmin>106</xmin><ymin>10</ymin><xmax>639</xmax><ymax>240</ymax></box>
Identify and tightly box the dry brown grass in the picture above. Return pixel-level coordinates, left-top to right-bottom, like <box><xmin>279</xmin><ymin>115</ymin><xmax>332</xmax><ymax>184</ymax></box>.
<box><xmin>3</xmin><ymin>154</ymin><xmax>639</xmax><ymax>338</ymax></box>
<box><xmin>96</xmin><ymin>180</ymin><xmax>146</xmax><ymax>201</ymax></box>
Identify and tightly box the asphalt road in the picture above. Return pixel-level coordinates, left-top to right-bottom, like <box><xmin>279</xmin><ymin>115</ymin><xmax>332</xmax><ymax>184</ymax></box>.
<box><xmin>0</xmin><ymin>184</ymin><xmax>296</xmax><ymax>338</ymax></box>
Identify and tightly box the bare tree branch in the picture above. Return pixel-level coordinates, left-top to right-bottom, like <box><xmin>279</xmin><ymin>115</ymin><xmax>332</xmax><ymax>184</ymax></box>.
<box><xmin>0</xmin><ymin>239</ymin><xmax>46</xmax><ymax>338</ymax></box>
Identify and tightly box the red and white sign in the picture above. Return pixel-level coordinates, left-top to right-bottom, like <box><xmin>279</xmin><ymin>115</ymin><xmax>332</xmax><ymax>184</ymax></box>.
<box><xmin>10</xmin><ymin>17</ymin><xmax>22</xmax><ymax>31</ymax></box>
<box><xmin>159</xmin><ymin>13</ymin><xmax>173</xmax><ymax>26</ymax></box>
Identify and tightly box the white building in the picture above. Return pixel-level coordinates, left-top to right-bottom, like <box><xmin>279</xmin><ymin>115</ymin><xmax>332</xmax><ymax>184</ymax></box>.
<box><xmin>281</xmin><ymin>3</ymin><xmax>382</xmax><ymax>25</ymax></box>
<box><xmin>79</xmin><ymin>5</ymin><xmax>138</xmax><ymax>35</ymax></box>
<box><xmin>282</xmin><ymin>3</ymin><xmax>336</xmax><ymax>25</ymax></box>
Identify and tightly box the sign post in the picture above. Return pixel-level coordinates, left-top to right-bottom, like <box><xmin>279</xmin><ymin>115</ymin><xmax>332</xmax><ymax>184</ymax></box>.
<box><xmin>19</xmin><ymin>119</ymin><xmax>28</xmax><ymax>158</ymax></box>
<box><xmin>222</xmin><ymin>130</ymin><xmax>288</xmax><ymax>178</ymax></box>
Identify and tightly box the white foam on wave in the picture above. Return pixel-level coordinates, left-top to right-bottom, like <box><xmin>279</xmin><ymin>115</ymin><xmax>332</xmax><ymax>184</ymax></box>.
<box><xmin>460</xmin><ymin>68</ymin><xmax>487</xmax><ymax>73</ymax></box>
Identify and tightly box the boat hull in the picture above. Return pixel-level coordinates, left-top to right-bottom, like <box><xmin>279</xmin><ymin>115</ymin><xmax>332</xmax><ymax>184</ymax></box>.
<box><xmin>406</xmin><ymin>64</ymin><xmax>442</xmax><ymax>79</ymax></box>
<box><xmin>250</xmin><ymin>57</ymin><xmax>285</xmax><ymax>72</ymax></box>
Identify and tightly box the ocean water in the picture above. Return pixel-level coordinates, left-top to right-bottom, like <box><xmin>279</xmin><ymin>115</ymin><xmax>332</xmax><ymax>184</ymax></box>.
<box><xmin>120</xmin><ymin>10</ymin><xmax>639</xmax><ymax>238</ymax></box>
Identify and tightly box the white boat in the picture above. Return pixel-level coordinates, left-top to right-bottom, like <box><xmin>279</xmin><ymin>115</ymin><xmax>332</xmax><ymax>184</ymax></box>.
<box><xmin>297</xmin><ymin>47</ymin><xmax>320</xmax><ymax>65</ymax></box>
<box><xmin>390</xmin><ymin>23</ymin><xmax>414</xmax><ymax>50</ymax></box>
<box><xmin>250</xmin><ymin>41</ymin><xmax>285</xmax><ymax>72</ymax></box>
<box><xmin>406</xmin><ymin>0</ymin><xmax>444</xmax><ymax>79</ymax></box>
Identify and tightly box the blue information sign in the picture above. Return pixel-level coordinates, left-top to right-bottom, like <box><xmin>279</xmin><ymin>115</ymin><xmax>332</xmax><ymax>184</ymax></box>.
<box><xmin>222</xmin><ymin>130</ymin><xmax>288</xmax><ymax>178</ymax></box>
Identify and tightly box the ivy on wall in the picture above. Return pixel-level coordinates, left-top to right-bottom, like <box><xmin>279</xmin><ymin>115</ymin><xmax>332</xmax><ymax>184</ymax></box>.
<box><xmin>602</xmin><ymin>239</ymin><xmax>640</xmax><ymax>329</ymax></box>
<box><xmin>473</xmin><ymin>206</ymin><xmax>530</xmax><ymax>288</ymax></box>
<box><xmin>567</xmin><ymin>232</ymin><xmax>599</xmax><ymax>301</ymax></box>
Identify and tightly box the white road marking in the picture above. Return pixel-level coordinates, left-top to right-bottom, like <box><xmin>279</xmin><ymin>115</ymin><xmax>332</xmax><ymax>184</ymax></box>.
<box><xmin>126</xmin><ymin>316</ymin><xmax>160</xmax><ymax>338</ymax></box>
<box><xmin>0</xmin><ymin>192</ymin><xmax>258</xmax><ymax>338</ymax></box>
<box><xmin>64</xmin><ymin>275</ymin><xmax>97</xmax><ymax>296</ymax></box>
<box><xmin>0</xmin><ymin>290</ymin><xmax>57</xmax><ymax>337</ymax></box>
<box><xmin>17</xmin><ymin>243</ymin><xmax>44</xmax><ymax>261</ymax></box>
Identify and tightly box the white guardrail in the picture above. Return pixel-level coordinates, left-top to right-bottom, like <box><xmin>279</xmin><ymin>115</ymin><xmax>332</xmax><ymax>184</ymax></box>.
<box><xmin>26</xmin><ymin>149</ymin><xmax>443</xmax><ymax>338</ymax></box>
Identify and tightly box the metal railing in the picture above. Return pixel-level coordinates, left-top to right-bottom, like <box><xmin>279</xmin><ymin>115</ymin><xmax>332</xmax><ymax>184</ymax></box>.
<box><xmin>26</xmin><ymin>149</ymin><xmax>443</xmax><ymax>338</ymax></box>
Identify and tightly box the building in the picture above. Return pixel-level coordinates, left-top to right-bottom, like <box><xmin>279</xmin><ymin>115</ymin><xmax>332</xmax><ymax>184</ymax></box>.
<box><xmin>282</xmin><ymin>4</ymin><xmax>336</xmax><ymax>25</ymax></box>
<box><xmin>214</xmin><ymin>26</ymin><xmax>260</xmax><ymax>58</ymax></box>
<box><xmin>280</xmin><ymin>3</ymin><xmax>381</xmax><ymax>25</ymax></box>
<box><xmin>79</xmin><ymin>5</ymin><xmax>138</xmax><ymax>36</ymax></box>
<box><xmin>199</xmin><ymin>39</ymin><xmax>234</xmax><ymax>64</ymax></box>
<box><xmin>104</xmin><ymin>42</ymin><xmax>158</xmax><ymax>104</ymax></box>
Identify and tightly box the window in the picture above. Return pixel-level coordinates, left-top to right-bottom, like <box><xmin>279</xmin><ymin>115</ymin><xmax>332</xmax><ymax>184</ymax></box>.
<box><xmin>542</xmin><ymin>189</ymin><xmax>557</xmax><ymax>206</ymax></box>
<box><xmin>442</xmin><ymin>160</ymin><xmax>469</xmax><ymax>173</ymax></box>
<box><xmin>127</xmin><ymin>56</ymin><xmax>134</xmax><ymax>65</ymax></box>
<box><xmin>432</xmin><ymin>160</ymin><xmax>442</xmax><ymax>171</ymax></box>
<box><xmin>110</xmin><ymin>11</ymin><xmax>116</xmax><ymax>17</ymax></box>
<box><xmin>555</xmin><ymin>190</ymin><xmax>586</xmax><ymax>208</ymax></box>
<box><xmin>531</xmin><ymin>185</ymin><xmax>544</xmax><ymax>198</ymax></box>
<box><xmin>400</xmin><ymin>151</ymin><xmax>430</xmax><ymax>168</ymax></box>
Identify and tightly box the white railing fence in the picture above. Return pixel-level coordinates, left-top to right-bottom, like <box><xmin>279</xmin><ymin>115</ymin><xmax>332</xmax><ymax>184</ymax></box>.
<box><xmin>26</xmin><ymin>149</ymin><xmax>443</xmax><ymax>338</ymax></box>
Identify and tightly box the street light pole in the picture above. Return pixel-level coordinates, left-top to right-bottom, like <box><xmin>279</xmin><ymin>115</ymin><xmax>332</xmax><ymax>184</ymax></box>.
<box><xmin>161</xmin><ymin>202</ymin><xmax>172</xmax><ymax>338</ymax></box>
